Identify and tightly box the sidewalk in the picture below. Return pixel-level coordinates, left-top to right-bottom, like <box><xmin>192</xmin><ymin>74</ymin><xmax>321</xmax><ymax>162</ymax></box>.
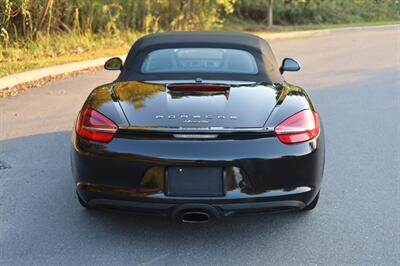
<box><xmin>0</xmin><ymin>56</ymin><xmax>125</xmax><ymax>97</ymax></box>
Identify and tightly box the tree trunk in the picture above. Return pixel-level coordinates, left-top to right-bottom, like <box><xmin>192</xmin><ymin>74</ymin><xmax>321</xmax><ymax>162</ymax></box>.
<box><xmin>267</xmin><ymin>0</ymin><xmax>273</xmax><ymax>27</ymax></box>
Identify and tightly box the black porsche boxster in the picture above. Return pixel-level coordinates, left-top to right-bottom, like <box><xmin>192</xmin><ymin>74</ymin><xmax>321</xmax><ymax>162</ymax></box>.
<box><xmin>71</xmin><ymin>32</ymin><xmax>325</xmax><ymax>222</ymax></box>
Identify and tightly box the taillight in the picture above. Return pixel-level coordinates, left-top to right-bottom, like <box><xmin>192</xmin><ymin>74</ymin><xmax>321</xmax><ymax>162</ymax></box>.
<box><xmin>76</xmin><ymin>108</ymin><xmax>117</xmax><ymax>143</ymax></box>
<box><xmin>275</xmin><ymin>109</ymin><xmax>320</xmax><ymax>144</ymax></box>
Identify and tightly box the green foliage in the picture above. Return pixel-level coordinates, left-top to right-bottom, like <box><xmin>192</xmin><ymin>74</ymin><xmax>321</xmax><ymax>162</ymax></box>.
<box><xmin>0</xmin><ymin>31</ymin><xmax>140</xmax><ymax>76</ymax></box>
<box><xmin>1</xmin><ymin>0</ymin><xmax>398</xmax><ymax>45</ymax></box>
<box><xmin>0</xmin><ymin>0</ymin><xmax>235</xmax><ymax>76</ymax></box>
<box><xmin>0</xmin><ymin>0</ymin><xmax>235</xmax><ymax>43</ymax></box>
<box><xmin>232</xmin><ymin>0</ymin><xmax>400</xmax><ymax>25</ymax></box>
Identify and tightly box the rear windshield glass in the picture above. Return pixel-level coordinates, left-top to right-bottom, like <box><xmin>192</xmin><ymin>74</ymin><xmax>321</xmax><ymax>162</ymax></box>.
<box><xmin>141</xmin><ymin>48</ymin><xmax>258</xmax><ymax>74</ymax></box>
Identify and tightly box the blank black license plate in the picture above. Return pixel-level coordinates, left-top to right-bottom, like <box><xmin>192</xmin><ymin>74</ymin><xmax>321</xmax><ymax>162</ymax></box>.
<box><xmin>166</xmin><ymin>167</ymin><xmax>224</xmax><ymax>197</ymax></box>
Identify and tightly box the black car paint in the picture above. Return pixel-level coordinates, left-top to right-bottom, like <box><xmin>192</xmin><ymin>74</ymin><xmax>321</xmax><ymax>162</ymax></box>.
<box><xmin>71</xmin><ymin>81</ymin><xmax>325</xmax><ymax>218</ymax></box>
<box><xmin>82</xmin><ymin>81</ymin><xmax>313</xmax><ymax>129</ymax></box>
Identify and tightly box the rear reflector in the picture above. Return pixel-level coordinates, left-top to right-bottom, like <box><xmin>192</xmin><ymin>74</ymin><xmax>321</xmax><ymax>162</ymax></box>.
<box><xmin>168</xmin><ymin>84</ymin><xmax>229</xmax><ymax>91</ymax></box>
<box><xmin>76</xmin><ymin>108</ymin><xmax>117</xmax><ymax>143</ymax></box>
<box><xmin>275</xmin><ymin>109</ymin><xmax>320</xmax><ymax>144</ymax></box>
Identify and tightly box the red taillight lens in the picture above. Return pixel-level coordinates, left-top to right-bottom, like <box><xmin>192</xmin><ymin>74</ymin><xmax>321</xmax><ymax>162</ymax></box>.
<box><xmin>275</xmin><ymin>109</ymin><xmax>320</xmax><ymax>144</ymax></box>
<box><xmin>76</xmin><ymin>108</ymin><xmax>117</xmax><ymax>143</ymax></box>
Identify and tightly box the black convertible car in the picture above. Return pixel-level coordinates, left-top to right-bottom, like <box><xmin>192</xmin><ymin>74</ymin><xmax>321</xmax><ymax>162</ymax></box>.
<box><xmin>71</xmin><ymin>32</ymin><xmax>324</xmax><ymax>223</ymax></box>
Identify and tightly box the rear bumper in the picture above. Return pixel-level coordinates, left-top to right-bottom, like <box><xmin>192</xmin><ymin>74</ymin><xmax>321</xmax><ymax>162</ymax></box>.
<box><xmin>77</xmin><ymin>186</ymin><xmax>316</xmax><ymax>218</ymax></box>
<box><xmin>71</xmin><ymin>130</ymin><xmax>325</xmax><ymax>217</ymax></box>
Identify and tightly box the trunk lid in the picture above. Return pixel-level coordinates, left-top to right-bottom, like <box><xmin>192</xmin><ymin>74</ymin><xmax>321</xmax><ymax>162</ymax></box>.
<box><xmin>114</xmin><ymin>81</ymin><xmax>278</xmax><ymax>129</ymax></box>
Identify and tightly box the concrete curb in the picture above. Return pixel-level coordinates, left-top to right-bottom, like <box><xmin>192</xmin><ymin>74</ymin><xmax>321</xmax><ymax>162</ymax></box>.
<box><xmin>0</xmin><ymin>55</ymin><xmax>125</xmax><ymax>93</ymax></box>
<box><xmin>1</xmin><ymin>24</ymin><xmax>399</xmax><ymax>93</ymax></box>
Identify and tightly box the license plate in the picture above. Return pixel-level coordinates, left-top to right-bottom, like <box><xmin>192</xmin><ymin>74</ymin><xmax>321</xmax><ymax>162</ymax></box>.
<box><xmin>165</xmin><ymin>167</ymin><xmax>224</xmax><ymax>197</ymax></box>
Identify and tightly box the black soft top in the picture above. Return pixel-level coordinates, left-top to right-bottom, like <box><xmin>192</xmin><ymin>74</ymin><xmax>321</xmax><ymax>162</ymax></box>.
<box><xmin>117</xmin><ymin>32</ymin><xmax>283</xmax><ymax>84</ymax></box>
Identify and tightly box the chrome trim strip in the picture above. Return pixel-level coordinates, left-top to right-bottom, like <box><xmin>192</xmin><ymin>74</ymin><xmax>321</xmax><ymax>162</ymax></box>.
<box><xmin>119</xmin><ymin>126</ymin><xmax>275</xmax><ymax>133</ymax></box>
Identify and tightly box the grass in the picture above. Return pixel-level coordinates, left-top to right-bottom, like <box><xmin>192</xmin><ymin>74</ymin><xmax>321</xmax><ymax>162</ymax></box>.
<box><xmin>1</xmin><ymin>20</ymin><xmax>398</xmax><ymax>78</ymax></box>
<box><xmin>0</xmin><ymin>32</ymin><xmax>142</xmax><ymax>77</ymax></box>
<box><xmin>1</xmin><ymin>49</ymin><xmax>127</xmax><ymax>77</ymax></box>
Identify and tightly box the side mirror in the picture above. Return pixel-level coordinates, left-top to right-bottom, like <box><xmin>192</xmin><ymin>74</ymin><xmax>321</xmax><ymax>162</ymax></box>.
<box><xmin>280</xmin><ymin>58</ymin><xmax>301</xmax><ymax>74</ymax></box>
<box><xmin>104</xmin><ymin>57</ymin><xmax>123</xmax><ymax>71</ymax></box>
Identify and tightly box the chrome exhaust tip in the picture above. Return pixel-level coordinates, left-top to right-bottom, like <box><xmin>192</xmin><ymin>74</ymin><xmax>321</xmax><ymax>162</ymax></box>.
<box><xmin>180</xmin><ymin>211</ymin><xmax>210</xmax><ymax>223</ymax></box>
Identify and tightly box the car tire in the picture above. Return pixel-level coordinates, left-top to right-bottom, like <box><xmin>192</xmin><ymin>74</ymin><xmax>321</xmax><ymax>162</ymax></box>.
<box><xmin>76</xmin><ymin>191</ymin><xmax>91</xmax><ymax>209</ymax></box>
<box><xmin>302</xmin><ymin>192</ymin><xmax>320</xmax><ymax>211</ymax></box>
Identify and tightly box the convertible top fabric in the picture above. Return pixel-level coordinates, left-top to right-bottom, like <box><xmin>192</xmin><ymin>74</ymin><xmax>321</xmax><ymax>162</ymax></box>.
<box><xmin>117</xmin><ymin>32</ymin><xmax>283</xmax><ymax>83</ymax></box>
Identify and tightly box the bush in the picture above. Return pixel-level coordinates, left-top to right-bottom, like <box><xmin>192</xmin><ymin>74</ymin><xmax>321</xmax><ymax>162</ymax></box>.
<box><xmin>0</xmin><ymin>0</ymin><xmax>235</xmax><ymax>43</ymax></box>
<box><xmin>232</xmin><ymin>0</ymin><xmax>400</xmax><ymax>25</ymax></box>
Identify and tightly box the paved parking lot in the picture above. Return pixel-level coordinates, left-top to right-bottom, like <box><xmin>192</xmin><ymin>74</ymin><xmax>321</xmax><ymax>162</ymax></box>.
<box><xmin>0</xmin><ymin>27</ymin><xmax>399</xmax><ymax>265</ymax></box>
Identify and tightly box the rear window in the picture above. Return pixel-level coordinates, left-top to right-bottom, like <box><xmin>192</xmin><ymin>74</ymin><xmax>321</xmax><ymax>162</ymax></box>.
<box><xmin>141</xmin><ymin>48</ymin><xmax>258</xmax><ymax>74</ymax></box>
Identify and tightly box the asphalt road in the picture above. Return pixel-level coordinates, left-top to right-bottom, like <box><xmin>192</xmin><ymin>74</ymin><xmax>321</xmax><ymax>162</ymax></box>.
<box><xmin>1</xmin><ymin>27</ymin><xmax>399</xmax><ymax>265</ymax></box>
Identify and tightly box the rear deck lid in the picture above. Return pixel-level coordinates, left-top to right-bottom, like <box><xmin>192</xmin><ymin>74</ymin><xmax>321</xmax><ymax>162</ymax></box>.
<box><xmin>113</xmin><ymin>81</ymin><xmax>279</xmax><ymax>129</ymax></box>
